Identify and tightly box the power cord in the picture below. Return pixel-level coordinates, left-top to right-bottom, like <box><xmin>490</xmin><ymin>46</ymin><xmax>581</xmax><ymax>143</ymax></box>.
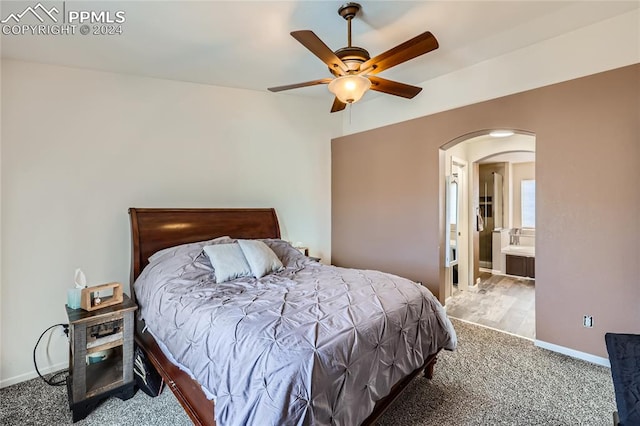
<box><xmin>33</xmin><ymin>323</ymin><xmax>69</xmax><ymax>386</ymax></box>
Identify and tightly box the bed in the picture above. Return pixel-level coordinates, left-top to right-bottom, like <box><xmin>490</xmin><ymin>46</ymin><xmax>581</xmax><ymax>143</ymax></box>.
<box><xmin>129</xmin><ymin>207</ymin><xmax>456</xmax><ymax>425</ymax></box>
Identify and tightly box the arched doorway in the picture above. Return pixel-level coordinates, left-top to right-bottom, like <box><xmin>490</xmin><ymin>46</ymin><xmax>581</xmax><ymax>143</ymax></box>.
<box><xmin>441</xmin><ymin>130</ymin><xmax>536</xmax><ymax>339</ymax></box>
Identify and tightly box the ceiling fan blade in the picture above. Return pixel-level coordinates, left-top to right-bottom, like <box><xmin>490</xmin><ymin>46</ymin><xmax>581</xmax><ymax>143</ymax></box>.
<box><xmin>360</xmin><ymin>31</ymin><xmax>438</xmax><ymax>75</ymax></box>
<box><xmin>331</xmin><ymin>97</ymin><xmax>347</xmax><ymax>113</ymax></box>
<box><xmin>268</xmin><ymin>78</ymin><xmax>332</xmax><ymax>92</ymax></box>
<box><xmin>291</xmin><ymin>30</ymin><xmax>348</xmax><ymax>76</ymax></box>
<box><xmin>368</xmin><ymin>76</ymin><xmax>422</xmax><ymax>99</ymax></box>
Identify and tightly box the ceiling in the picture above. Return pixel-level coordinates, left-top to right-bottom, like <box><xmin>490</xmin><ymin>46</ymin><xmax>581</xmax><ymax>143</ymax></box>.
<box><xmin>1</xmin><ymin>1</ymin><xmax>637</xmax><ymax>100</ymax></box>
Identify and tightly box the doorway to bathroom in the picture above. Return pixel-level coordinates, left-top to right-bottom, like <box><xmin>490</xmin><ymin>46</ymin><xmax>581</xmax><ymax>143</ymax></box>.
<box><xmin>442</xmin><ymin>131</ymin><xmax>536</xmax><ymax>339</ymax></box>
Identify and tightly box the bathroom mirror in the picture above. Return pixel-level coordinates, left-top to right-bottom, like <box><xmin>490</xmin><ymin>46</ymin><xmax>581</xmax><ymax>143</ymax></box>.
<box><xmin>445</xmin><ymin>175</ymin><xmax>458</xmax><ymax>267</ymax></box>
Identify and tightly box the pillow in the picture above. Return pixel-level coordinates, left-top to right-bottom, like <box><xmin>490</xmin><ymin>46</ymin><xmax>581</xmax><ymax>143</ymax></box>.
<box><xmin>203</xmin><ymin>243</ymin><xmax>252</xmax><ymax>283</ymax></box>
<box><xmin>237</xmin><ymin>239</ymin><xmax>284</xmax><ymax>279</ymax></box>
<box><xmin>148</xmin><ymin>236</ymin><xmax>233</xmax><ymax>264</ymax></box>
<box><xmin>262</xmin><ymin>239</ymin><xmax>318</xmax><ymax>268</ymax></box>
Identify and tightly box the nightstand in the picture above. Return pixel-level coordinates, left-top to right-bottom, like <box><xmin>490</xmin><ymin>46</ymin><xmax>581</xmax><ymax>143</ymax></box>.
<box><xmin>65</xmin><ymin>294</ymin><xmax>137</xmax><ymax>422</ymax></box>
<box><xmin>295</xmin><ymin>246</ymin><xmax>310</xmax><ymax>256</ymax></box>
<box><xmin>295</xmin><ymin>246</ymin><xmax>320</xmax><ymax>262</ymax></box>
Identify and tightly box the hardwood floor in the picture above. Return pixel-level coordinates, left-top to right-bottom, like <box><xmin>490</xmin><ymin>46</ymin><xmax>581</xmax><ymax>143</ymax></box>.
<box><xmin>445</xmin><ymin>272</ymin><xmax>535</xmax><ymax>339</ymax></box>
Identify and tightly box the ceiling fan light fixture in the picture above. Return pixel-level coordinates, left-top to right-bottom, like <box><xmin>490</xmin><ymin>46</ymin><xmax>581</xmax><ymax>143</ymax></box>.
<box><xmin>328</xmin><ymin>74</ymin><xmax>371</xmax><ymax>104</ymax></box>
<box><xmin>267</xmin><ymin>2</ymin><xmax>439</xmax><ymax>113</ymax></box>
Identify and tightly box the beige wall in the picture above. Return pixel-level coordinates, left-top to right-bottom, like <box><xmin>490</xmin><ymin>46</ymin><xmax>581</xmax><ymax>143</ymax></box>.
<box><xmin>1</xmin><ymin>60</ymin><xmax>335</xmax><ymax>386</ymax></box>
<box><xmin>332</xmin><ymin>64</ymin><xmax>640</xmax><ymax>358</ymax></box>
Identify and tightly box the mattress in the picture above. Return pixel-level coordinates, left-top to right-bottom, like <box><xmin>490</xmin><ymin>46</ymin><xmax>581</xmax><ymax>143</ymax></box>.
<box><xmin>134</xmin><ymin>239</ymin><xmax>457</xmax><ymax>426</ymax></box>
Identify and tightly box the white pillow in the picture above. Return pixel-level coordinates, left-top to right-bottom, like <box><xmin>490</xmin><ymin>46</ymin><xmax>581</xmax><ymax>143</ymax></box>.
<box><xmin>237</xmin><ymin>239</ymin><xmax>284</xmax><ymax>279</ymax></box>
<box><xmin>203</xmin><ymin>243</ymin><xmax>252</xmax><ymax>283</ymax></box>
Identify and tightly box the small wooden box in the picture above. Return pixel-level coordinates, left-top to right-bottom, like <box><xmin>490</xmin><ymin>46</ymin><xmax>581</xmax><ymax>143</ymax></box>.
<box><xmin>81</xmin><ymin>282</ymin><xmax>124</xmax><ymax>311</ymax></box>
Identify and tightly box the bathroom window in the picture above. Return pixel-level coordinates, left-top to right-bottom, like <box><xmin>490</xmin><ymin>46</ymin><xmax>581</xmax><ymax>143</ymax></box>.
<box><xmin>521</xmin><ymin>180</ymin><xmax>535</xmax><ymax>228</ymax></box>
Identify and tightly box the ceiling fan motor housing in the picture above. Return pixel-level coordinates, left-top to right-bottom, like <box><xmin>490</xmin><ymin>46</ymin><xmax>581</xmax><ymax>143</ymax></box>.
<box><xmin>330</xmin><ymin>46</ymin><xmax>370</xmax><ymax>76</ymax></box>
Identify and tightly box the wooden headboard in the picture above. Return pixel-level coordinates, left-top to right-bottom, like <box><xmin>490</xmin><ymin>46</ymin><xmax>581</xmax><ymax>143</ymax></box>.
<box><xmin>128</xmin><ymin>207</ymin><xmax>281</xmax><ymax>289</ymax></box>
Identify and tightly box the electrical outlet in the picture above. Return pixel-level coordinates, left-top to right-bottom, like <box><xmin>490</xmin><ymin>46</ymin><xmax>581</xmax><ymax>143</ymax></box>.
<box><xmin>583</xmin><ymin>315</ymin><xmax>593</xmax><ymax>328</ymax></box>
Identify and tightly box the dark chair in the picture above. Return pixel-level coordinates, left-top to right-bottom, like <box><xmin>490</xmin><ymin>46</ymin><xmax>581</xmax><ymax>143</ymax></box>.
<box><xmin>605</xmin><ymin>333</ymin><xmax>640</xmax><ymax>426</ymax></box>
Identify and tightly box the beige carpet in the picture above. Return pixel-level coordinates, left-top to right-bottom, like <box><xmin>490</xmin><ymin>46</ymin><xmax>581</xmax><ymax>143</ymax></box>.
<box><xmin>377</xmin><ymin>319</ymin><xmax>615</xmax><ymax>425</ymax></box>
<box><xmin>0</xmin><ymin>319</ymin><xmax>615</xmax><ymax>425</ymax></box>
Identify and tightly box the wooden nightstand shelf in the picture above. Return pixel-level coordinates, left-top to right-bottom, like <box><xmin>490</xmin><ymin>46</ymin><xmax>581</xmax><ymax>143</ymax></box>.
<box><xmin>65</xmin><ymin>294</ymin><xmax>137</xmax><ymax>422</ymax></box>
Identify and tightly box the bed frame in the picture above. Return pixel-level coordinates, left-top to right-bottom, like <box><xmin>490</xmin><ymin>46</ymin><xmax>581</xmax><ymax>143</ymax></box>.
<box><xmin>129</xmin><ymin>207</ymin><xmax>439</xmax><ymax>426</ymax></box>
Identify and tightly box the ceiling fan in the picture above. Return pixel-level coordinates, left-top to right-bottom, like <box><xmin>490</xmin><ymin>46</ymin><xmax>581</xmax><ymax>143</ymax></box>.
<box><xmin>268</xmin><ymin>2</ymin><xmax>439</xmax><ymax>113</ymax></box>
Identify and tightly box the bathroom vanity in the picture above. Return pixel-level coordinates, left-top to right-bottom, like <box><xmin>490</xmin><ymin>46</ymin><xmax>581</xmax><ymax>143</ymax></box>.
<box><xmin>505</xmin><ymin>254</ymin><xmax>535</xmax><ymax>278</ymax></box>
<box><xmin>502</xmin><ymin>244</ymin><xmax>535</xmax><ymax>279</ymax></box>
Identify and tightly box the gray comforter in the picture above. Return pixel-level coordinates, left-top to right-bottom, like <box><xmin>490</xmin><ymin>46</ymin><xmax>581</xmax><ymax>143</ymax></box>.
<box><xmin>135</xmin><ymin>239</ymin><xmax>457</xmax><ymax>426</ymax></box>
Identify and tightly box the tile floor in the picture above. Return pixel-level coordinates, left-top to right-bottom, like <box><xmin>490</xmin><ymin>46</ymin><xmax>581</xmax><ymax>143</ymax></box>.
<box><xmin>445</xmin><ymin>272</ymin><xmax>535</xmax><ymax>339</ymax></box>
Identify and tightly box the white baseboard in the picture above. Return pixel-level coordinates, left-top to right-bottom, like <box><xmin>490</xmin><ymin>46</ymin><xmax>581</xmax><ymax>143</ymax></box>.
<box><xmin>479</xmin><ymin>268</ymin><xmax>515</xmax><ymax>277</ymax></box>
<box><xmin>482</xmin><ymin>269</ymin><xmax>536</xmax><ymax>282</ymax></box>
<box><xmin>535</xmin><ymin>340</ymin><xmax>610</xmax><ymax>367</ymax></box>
<box><xmin>0</xmin><ymin>361</ymin><xmax>67</xmax><ymax>389</ymax></box>
<box><xmin>450</xmin><ymin>318</ymin><xmax>610</xmax><ymax>368</ymax></box>
<box><xmin>450</xmin><ymin>316</ymin><xmax>534</xmax><ymax>341</ymax></box>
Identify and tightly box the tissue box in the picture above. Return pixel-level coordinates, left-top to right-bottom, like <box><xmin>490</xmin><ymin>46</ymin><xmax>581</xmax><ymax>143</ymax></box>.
<box><xmin>67</xmin><ymin>288</ymin><xmax>82</xmax><ymax>309</ymax></box>
<box><xmin>80</xmin><ymin>282</ymin><xmax>123</xmax><ymax>311</ymax></box>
